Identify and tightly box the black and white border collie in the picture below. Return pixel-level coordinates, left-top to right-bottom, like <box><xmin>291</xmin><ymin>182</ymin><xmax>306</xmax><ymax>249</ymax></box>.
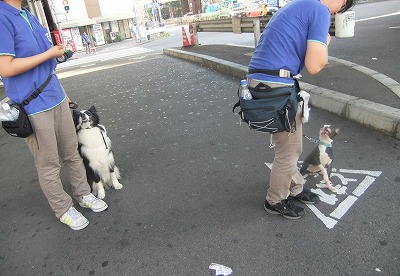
<box><xmin>72</xmin><ymin>106</ymin><xmax>123</xmax><ymax>199</ymax></box>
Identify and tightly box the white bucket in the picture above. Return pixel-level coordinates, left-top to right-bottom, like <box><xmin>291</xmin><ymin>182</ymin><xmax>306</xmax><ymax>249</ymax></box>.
<box><xmin>335</xmin><ymin>11</ymin><xmax>355</xmax><ymax>38</ymax></box>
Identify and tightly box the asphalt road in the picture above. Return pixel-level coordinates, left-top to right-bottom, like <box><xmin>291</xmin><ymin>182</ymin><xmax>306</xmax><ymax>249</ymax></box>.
<box><xmin>1</xmin><ymin>49</ymin><xmax>399</xmax><ymax>275</ymax></box>
<box><xmin>1</xmin><ymin>1</ymin><xmax>400</xmax><ymax>274</ymax></box>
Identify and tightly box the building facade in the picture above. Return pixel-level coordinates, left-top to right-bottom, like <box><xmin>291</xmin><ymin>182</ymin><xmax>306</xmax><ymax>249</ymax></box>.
<box><xmin>28</xmin><ymin>0</ymin><xmax>152</xmax><ymax>52</ymax></box>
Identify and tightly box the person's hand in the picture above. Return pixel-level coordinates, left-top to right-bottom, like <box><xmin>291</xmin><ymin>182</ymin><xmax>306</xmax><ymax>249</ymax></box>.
<box><xmin>66</xmin><ymin>95</ymin><xmax>78</xmax><ymax>109</ymax></box>
<box><xmin>46</xmin><ymin>45</ymin><xmax>66</xmax><ymax>59</ymax></box>
<box><xmin>69</xmin><ymin>101</ymin><xmax>78</xmax><ymax>109</ymax></box>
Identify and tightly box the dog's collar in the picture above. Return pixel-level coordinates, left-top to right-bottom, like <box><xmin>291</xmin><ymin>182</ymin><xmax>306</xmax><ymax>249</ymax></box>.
<box><xmin>303</xmin><ymin>135</ymin><xmax>332</xmax><ymax>147</ymax></box>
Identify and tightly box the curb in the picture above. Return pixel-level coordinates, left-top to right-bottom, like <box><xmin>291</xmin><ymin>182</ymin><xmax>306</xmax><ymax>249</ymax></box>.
<box><xmin>163</xmin><ymin>48</ymin><xmax>400</xmax><ymax>140</ymax></box>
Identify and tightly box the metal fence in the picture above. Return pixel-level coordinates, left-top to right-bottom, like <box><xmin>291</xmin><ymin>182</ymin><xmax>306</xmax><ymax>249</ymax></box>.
<box><xmin>191</xmin><ymin>16</ymin><xmax>335</xmax><ymax>47</ymax></box>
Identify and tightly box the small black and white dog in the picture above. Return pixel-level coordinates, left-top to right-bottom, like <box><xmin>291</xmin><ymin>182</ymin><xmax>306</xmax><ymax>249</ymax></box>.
<box><xmin>72</xmin><ymin>106</ymin><xmax>123</xmax><ymax>199</ymax></box>
<box><xmin>300</xmin><ymin>125</ymin><xmax>339</xmax><ymax>191</ymax></box>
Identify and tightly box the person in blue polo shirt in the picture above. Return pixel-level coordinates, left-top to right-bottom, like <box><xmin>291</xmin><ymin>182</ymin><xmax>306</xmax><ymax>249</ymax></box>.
<box><xmin>247</xmin><ymin>0</ymin><xmax>354</xmax><ymax>219</ymax></box>
<box><xmin>81</xmin><ymin>31</ymin><xmax>91</xmax><ymax>54</ymax></box>
<box><xmin>0</xmin><ymin>0</ymin><xmax>108</xmax><ymax>230</ymax></box>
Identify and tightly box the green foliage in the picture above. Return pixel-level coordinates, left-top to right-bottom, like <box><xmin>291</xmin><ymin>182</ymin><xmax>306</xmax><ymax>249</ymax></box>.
<box><xmin>115</xmin><ymin>32</ymin><xmax>124</xmax><ymax>42</ymax></box>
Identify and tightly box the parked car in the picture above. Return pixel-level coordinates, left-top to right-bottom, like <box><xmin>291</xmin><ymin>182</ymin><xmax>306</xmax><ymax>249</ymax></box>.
<box><xmin>56</xmin><ymin>49</ymin><xmax>73</xmax><ymax>63</ymax></box>
<box><xmin>246</xmin><ymin>0</ymin><xmax>279</xmax><ymax>17</ymax></box>
<box><xmin>232</xmin><ymin>2</ymin><xmax>246</xmax><ymax>17</ymax></box>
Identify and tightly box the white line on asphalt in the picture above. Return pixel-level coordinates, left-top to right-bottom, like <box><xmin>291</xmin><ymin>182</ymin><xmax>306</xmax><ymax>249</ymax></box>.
<box><xmin>57</xmin><ymin>47</ymin><xmax>154</xmax><ymax>69</ymax></box>
<box><xmin>223</xmin><ymin>43</ymin><xmax>400</xmax><ymax>100</ymax></box>
<box><xmin>56</xmin><ymin>56</ymin><xmax>160</xmax><ymax>80</ymax></box>
<box><xmin>355</xmin><ymin>12</ymin><xmax>400</xmax><ymax>23</ymax></box>
<box><xmin>329</xmin><ymin>56</ymin><xmax>400</xmax><ymax>99</ymax></box>
<box><xmin>339</xmin><ymin>169</ymin><xmax>382</xmax><ymax>177</ymax></box>
<box><xmin>307</xmin><ymin>204</ymin><xmax>338</xmax><ymax>229</ymax></box>
<box><xmin>352</xmin><ymin>176</ymin><xmax>376</xmax><ymax>197</ymax></box>
<box><xmin>265</xmin><ymin>162</ymin><xmax>383</xmax><ymax>229</ymax></box>
<box><xmin>329</xmin><ymin>195</ymin><xmax>358</xmax><ymax>220</ymax></box>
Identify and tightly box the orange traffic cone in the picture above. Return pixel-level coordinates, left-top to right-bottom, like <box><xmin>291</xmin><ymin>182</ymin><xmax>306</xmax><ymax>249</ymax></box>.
<box><xmin>182</xmin><ymin>26</ymin><xmax>191</xmax><ymax>47</ymax></box>
<box><xmin>189</xmin><ymin>24</ymin><xmax>195</xmax><ymax>46</ymax></box>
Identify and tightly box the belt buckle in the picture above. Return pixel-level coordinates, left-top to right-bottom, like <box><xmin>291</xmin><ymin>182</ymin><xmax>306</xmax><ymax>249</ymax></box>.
<box><xmin>279</xmin><ymin>69</ymin><xmax>290</xmax><ymax>78</ymax></box>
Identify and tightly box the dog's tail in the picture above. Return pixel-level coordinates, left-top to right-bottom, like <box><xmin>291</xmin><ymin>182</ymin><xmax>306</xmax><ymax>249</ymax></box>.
<box><xmin>299</xmin><ymin>161</ymin><xmax>309</xmax><ymax>175</ymax></box>
<box><xmin>298</xmin><ymin>90</ymin><xmax>310</xmax><ymax>124</ymax></box>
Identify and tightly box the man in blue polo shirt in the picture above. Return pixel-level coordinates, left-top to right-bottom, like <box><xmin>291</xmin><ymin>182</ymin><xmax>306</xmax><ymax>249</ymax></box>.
<box><xmin>0</xmin><ymin>0</ymin><xmax>108</xmax><ymax>230</ymax></box>
<box><xmin>247</xmin><ymin>0</ymin><xmax>354</xmax><ymax>219</ymax></box>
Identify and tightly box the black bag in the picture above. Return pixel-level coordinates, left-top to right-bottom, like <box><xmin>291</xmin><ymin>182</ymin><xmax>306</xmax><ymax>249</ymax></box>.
<box><xmin>1</xmin><ymin>74</ymin><xmax>52</xmax><ymax>138</ymax></box>
<box><xmin>233</xmin><ymin>85</ymin><xmax>299</xmax><ymax>134</ymax></box>
<box><xmin>2</xmin><ymin>104</ymin><xmax>33</xmax><ymax>138</ymax></box>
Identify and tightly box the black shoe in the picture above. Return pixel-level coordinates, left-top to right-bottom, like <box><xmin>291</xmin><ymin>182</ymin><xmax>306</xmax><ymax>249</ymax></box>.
<box><xmin>289</xmin><ymin>189</ymin><xmax>320</xmax><ymax>204</ymax></box>
<box><xmin>264</xmin><ymin>199</ymin><xmax>304</xmax><ymax>219</ymax></box>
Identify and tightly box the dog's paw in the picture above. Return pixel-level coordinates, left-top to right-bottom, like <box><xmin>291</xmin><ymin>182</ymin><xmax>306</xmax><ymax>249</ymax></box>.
<box><xmin>97</xmin><ymin>191</ymin><xmax>106</xmax><ymax>199</ymax></box>
<box><xmin>113</xmin><ymin>182</ymin><xmax>123</xmax><ymax>190</ymax></box>
<box><xmin>326</xmin><ymin>180</ymin><xmax>335</xmax><ymax>191</ymax></box>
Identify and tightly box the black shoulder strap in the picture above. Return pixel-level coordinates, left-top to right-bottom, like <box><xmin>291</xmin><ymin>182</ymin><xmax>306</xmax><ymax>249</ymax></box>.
<box><xmin>232</xmin><ymin>100</ymin><xmax>240</xmax><ymax>113</ymax></box>
<box><xmin>22</xmin><ymin>74</ymin><xmax>53</xmax><ymax>106</ymax></box>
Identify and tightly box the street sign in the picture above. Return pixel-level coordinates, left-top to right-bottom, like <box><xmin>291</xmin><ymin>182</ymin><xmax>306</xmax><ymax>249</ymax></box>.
<box><xmin>62</xmin><ymin>0</ymin><xmax>69</xmax><ymax>13</ymax></box>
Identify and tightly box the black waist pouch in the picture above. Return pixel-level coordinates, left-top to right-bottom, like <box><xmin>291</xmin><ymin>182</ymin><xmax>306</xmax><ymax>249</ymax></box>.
<box><xmin>1</xmin><ymin>74</ymin><xmax>52</xmax><ymax>138</ymax></box>
<box><xmin>2</xmin><ymin>104</ymin><xmax>33</xmax><ymax>138</ymax></box>
<box><xmin>233</xmin><ymin>86</ymin><xmax>298</xmax><ymax>134</ymax></box>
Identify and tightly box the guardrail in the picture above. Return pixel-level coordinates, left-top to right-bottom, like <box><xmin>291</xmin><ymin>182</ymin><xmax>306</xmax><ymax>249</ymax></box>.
<box><xmin>191</xmin><ymin>16</ymin><xmax>335</xmax><ymax>47</ymax></box>
<box><xmin>146</xmin><ymin>26</ymin><xmax>167</xmax><ymax>36</ymax></box>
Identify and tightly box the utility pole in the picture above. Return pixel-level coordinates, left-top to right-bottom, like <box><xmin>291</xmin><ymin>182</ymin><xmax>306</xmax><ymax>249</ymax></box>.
<box><xmin>132</xmin><ymin>0</ymin><xmax>142</xmax><ymax>41</ymax></box>
<box><xmin>34</xmin><ymin>0</ymin><xmax>49</xmax><ymax>30</ymax></box>
<box><xmin>157</xmin><ymin>0</ymin><xmax>162</xmax><ymax>25</ymax></box>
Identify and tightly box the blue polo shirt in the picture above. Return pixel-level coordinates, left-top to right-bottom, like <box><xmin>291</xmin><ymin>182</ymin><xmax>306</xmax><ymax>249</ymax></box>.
<box><xmin>0</xmin><ymin>1</ymin><xmax>65</xmax><ymax>115</ymax></box>
<box><xmin>248</xmin><ymin>0</ymin><xmax>331</xmax><ymax>85</ymax></box>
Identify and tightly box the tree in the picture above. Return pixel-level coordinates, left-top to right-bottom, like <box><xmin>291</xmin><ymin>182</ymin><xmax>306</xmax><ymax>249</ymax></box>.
<box><xmin>167</xmin><ymin>1</ymin><xmax>182</xmax><ymax>18</ymax></box>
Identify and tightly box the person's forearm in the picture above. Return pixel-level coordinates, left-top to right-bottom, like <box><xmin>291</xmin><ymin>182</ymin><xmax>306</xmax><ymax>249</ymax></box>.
<box><xmin>0</xmin><ymin>51</ymin><xmax>51</xmax><ymax>78</ymax></box>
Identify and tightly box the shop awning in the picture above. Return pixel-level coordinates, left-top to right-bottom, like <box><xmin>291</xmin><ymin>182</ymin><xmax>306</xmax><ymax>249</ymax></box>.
<box><xmin>60</xmin><ymin>18</ymin><xmax>97</xmax><ymax>28</ymax></box>
<box><xmin>59</xmin><ymin>14</ymin><xmax>134</xmax><ymax>28</ymax></box>
<box><xmin>92</xmin><ymin>14</ymin><xmax>135</xmax><ymax>23</ymax></box>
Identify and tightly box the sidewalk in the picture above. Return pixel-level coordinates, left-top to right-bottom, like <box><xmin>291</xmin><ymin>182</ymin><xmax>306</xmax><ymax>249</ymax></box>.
<box><xmin>0</xmin><ymin>39</ymin><xmax>149</xmax><ymax>94</ymax></box>
<box><xmin>163</xmin><ymin>44</ymin><xmax>400</xmax><ymax>139</ymax></box>
<box><xmin>71</xmin><ymin>39</ymin><xmax>151</xmax><ymax>60</ymax></box>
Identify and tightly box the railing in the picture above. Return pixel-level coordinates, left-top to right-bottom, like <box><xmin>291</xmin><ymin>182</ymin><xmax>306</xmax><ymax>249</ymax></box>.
<box><xmin>191</xmin><ymin>16</ymin><xmax>335</xmax><ymax>47</ymax></box>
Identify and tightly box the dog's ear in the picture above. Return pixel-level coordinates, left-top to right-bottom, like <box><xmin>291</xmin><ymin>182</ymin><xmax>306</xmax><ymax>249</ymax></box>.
<box><xmin>72</xmin><ymin>110</ymin><xmax>81</xmax><ymax>129</ymax></box>
<box><xmin>72</xmin><ymin>109</ymin><xmax>80</xmax><ymax>120</ymax></box>
<box><xmin>88</xmin><ymin>106</ymin><xmax>97</xmax><ymax>114</ymax></box>
<box><xmin>330</xmin><ymin>128</ymin><xmax>340</xmax><ymax>139</ymax></box>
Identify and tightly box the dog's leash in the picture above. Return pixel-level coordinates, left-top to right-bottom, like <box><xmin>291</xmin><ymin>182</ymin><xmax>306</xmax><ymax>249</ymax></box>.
<box><xmin>303</xmin><ymin>134</ymin><xmax>332</xmax><ymax>147</ymax></box>
<box><xmin>96</xmin><ymin>125</ymin><xmax>109</xmax><ymax>150</ymax></box>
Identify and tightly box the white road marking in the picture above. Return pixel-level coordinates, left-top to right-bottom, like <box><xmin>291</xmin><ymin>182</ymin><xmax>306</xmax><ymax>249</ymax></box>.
<box><xmin>329</xmin><ymin>56</ymin><xmax>400</xmax><ymax>99</ymax></box>
<box><xmin>330</xmin><ymin>195</ymin><xmax>358</xmax><ymax>220</ymax></box>
<box><xmin>56</xmin><ymin>47</ymin><xmax>154</xmax><ymax>69</ymax></box>
<box><xmin>56</xmin><ymin>56</ymin><xmax>160</xmax><ymax>80</ymax></box>
<box><xmin>339</xmin><ymin>169</ymin><xmax>382</xmax><ymax>177</ymax></box>
<box><xmin>355</xmin><ymin>12</ymin><xmax>400</xmax><ymax>23</ymax></box>
<box><xmin>265</xmin><ymin>162</ymin><xmax>382</xmax><ymax>229</ymax></box>
<box><xmin>352</xmin><ymin>175</ymin><xmax>376</xmax><ymax>197</ymax></box>
<box><xmin>307</xmin><ymin>204</ymin><xmax>338</xmax><ymax>229</ymax></box>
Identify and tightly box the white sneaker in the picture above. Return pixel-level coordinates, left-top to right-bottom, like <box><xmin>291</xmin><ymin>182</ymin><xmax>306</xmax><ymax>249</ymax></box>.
<box><xmin>60</xmin><ymin>206</ymin><xmax>89</xmax><ymax>230</ymax></box>
<box><xmin>79</xmin><ymin>193</ymin><xmax>108</xmax><ymax>212</ymax></box>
